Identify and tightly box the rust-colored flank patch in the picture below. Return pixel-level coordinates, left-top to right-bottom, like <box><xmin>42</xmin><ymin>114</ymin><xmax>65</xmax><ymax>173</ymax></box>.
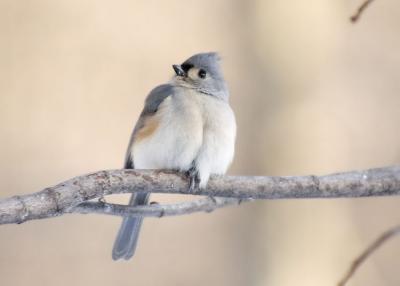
<box><xmin>135</xmin><ymin>115</ymin><xmax>160</xmax><ymax>142</ymax></box>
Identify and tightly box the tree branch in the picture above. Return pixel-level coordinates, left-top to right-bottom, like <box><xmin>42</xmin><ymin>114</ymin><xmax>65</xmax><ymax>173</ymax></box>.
<box><xmin>0</xmin><ymin>166</ymin><xmax>400</xmax><ymax>225</ymax></box>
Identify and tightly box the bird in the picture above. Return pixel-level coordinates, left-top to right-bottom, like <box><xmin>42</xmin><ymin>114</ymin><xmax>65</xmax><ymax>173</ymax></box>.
<box><xmin>112</xmin><ymin>52</ymin><xmax>236</xmax><ymax>261</ymax></box>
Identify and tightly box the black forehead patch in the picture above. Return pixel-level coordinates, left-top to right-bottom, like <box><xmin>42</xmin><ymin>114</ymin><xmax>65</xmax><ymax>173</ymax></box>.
<box><xmin>181</xmin><ymin>63</ymin><xmax>193</xmax><ymax>73</ymax></box>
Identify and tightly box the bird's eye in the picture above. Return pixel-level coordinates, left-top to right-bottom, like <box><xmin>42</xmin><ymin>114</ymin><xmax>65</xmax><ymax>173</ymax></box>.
<box><xmin>198</xmin><ymin>69</ymin><xmax>207</xmax><ymax>79</ymax></box>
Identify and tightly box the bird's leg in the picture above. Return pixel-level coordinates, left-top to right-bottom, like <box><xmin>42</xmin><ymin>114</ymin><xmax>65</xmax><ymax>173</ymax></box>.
<box><xmin>186</xmin><ymin>165</ymin><xmax>200</xmax><ymax>193</ymax></box>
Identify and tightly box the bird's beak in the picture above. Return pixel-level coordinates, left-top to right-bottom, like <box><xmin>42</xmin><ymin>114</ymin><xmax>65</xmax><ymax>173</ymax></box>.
<box><xmin>172</xmin><ymin>65</ymin><xmax>185</xmax><ymax>77</ymax></box>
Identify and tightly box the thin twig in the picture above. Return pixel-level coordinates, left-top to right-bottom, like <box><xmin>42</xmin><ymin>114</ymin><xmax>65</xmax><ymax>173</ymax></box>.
<box><xmin>338</xmin><ymin>225</ymin><xmax>400</xmax><ymax>286</ymax></box>
<box><xmin>73</xmin><ymin>197</ymin><xmax>250</xmax><ymax>218</ymax></box>
<box><xmin>350</xmin><ymin>0</ymin><xmax>375</xmax><ymax>23</ymax></box>
<box><xmin>0</xmin><ymin>166</ymin><xmax>400</xmax><ymax>225</ymax></box>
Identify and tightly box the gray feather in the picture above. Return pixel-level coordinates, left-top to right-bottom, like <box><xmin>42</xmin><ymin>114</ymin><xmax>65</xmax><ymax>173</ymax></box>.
<box><xmin>112</xmin><ymin>192</ymin><xmax>149</xmax><ymax>260</ymax></box>
<box><xmin>142</xmin><ymin>84</ymin><xmax>174</xmax><ymax>115</ymax></box>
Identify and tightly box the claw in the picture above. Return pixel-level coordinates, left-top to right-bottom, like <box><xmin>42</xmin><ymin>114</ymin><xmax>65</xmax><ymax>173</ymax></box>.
<box><xmin>188</xmin><ymin>175</ymin><xmax>197</xmax><ymax>193</ymax></box>
<box><xmin>186</xmin><ymin>165</ymin><xmax>200</xmax><ymax>193</ymax></box>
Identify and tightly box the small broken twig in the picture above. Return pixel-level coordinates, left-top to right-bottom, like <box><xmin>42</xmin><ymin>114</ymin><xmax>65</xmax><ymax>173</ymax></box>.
<box><xmin>350</xmin><ymin>0</ymin><xmax>375</xmax><ymax>23</ymax></box>
<box><xmin>74</xmin><ymin>197</ymin><xmax>249</xmax><ymax>218</ymax></box>
<box><xmin>338</xmin><ymin>225</ymin><xmax>400</xmax><ymax>286</ymax></box>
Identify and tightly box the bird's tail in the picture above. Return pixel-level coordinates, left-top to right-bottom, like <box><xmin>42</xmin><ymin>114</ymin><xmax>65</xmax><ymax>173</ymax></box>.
<box><xmin>112</xmin><ymin>192</ymin><xmax>150</xmax><ymax>260</ymax></box>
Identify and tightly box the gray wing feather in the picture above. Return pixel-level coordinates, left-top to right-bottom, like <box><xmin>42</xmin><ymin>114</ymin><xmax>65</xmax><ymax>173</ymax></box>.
<box><xmin>142</xmin><ymin>84</ymin><xmax>174</xmax><ymax>114</ymax></box>
<box><xmin>112</xmin><ymin>84</ymin><xmax>174</xmax><ymax>261</ymax></box>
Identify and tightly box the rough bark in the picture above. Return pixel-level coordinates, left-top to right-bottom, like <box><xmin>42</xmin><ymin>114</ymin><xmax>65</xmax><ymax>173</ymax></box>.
<box><xmin>0</xmin><ymin>166</ymin><xmax>400</xmax><ymax>225</ymax></box>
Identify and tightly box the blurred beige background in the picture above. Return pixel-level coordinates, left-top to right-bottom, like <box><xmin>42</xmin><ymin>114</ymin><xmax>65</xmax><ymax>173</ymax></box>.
<box><xmin>1</xmin><ymin>0</ymin><xmax>400</xmax><ymax>285</ymax></box>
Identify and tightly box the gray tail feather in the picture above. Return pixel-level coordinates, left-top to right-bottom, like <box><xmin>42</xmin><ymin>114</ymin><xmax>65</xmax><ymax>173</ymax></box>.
<box><xmin>112</xmin><ymin>192</ymin><xmax>150</xmax><ymax>260</ymax></box>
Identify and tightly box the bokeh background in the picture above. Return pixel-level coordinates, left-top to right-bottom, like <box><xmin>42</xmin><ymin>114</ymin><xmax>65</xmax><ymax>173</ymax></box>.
<box><xmin>1</xmin><ymin>0</ymin><xmax>400</xmax><ymax>285</ymax></box>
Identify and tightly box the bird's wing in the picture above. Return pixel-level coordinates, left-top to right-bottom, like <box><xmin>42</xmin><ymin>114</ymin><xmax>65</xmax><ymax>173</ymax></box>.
<box><xmin>124</xmin><ymin>84</ymin><xmax>175</xmax><ymax>168</ymax></box>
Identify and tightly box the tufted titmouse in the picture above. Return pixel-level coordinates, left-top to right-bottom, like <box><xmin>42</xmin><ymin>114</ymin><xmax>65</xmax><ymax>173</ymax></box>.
<box><xmin>112</xmin><ymin>52</ymin><xmax>236</xmax><ymax>260</ymax></box>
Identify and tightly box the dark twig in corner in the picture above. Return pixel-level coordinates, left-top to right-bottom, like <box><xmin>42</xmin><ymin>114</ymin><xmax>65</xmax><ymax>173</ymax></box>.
<box><xmin>338</xmin><ymin>225</ymin><xmax>400</xmax><ymax>286</ymax></box>
<box><xmin>350</xmin><ymin>0</ymin><xmax>376</xmax><ymax>23</ymax></box>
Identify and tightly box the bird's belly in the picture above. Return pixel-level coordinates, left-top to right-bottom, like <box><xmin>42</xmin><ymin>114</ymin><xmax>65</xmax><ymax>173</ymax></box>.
<box><xmin>132</xmin><ymin>96</ymin><xmax>202</xmax><ymax>170</ymax></box>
